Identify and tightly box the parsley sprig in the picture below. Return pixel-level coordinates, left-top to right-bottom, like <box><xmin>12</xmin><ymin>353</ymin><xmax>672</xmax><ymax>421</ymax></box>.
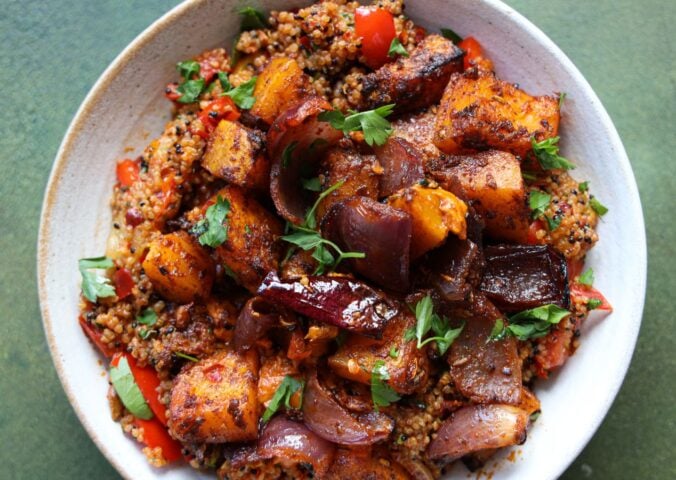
<box><xmin>79</xmin><ymin>256</ymin><xmax>116</xmax><ymax>302</ymax></box>
<box><xmin>262</xmin><ymin>375</ymin><xmax>305</xmax><ymax>423</ymax></box>
<box><xmin>191</xmin><ymin>195</ymin><xmax>230</xmax><ymax>247</ymax></box>
<box><xmin>371</xmin><ymin>360</ymin><xmax>400</xmax><ymax>410</ymax></box>
<box><xmin>136</xmin><ymin>308</ymin><xmax>158</xmax><ymax>340</ymax></box>
<box><xmin>176</xmin><ymin>60</ymin><xmax>205</xmax><ymax>104</ymax></box>
<box><xmin>281</xmin><ymin>181</ymin><xmax>365</xmax><ymax>274</ymax></box>
<box><xmin>388</xmin><ymin>38</ymin><xmax>409</xmax><ymax>58</ymax></box>
<box><xmin>406</xmin><ymin>295</ymin><xmax>464</xmax><ymax>355</ymax></box>
<box><xmin>529</xmin><ymin>190</ymin><xmax>561</xmax><ymax>231</ymax></box>
<box><xmin>531</xmin><ymin>137</ymin><xmax>576</xmax><ymax>171</ymax></box>
<box><xmin>237</xmin><ymin>6</ymin><xmax>269</xmax><ymax>30</ymax></box>
<box><xmin>319</xmin><ymin>104</ymin><xmax>395</xmax><ymax>146</ymax></box>
<box><xmin>440</xmin><ymin>27</ymin><xmax>463</xmax><ymax>43</ymax></box>
<box><xmin>489</xmin><ymin>304</ymin><xmax>570</xmax><ymax>341</ymax></box>
<box><xmin>218</xmin><ymin>72</ymin><xmax>257</xmax><ymax>109</ymax></box>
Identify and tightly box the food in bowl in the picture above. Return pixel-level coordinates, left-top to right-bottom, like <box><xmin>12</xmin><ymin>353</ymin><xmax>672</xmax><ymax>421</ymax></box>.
<box><xmin>76</xmin><ymin>0</ymin><xmax>612</xmax><ymax>477</ymax></box>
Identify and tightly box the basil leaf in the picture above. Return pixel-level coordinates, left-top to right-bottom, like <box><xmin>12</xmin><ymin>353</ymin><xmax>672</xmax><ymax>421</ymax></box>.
<box><xmin>388</xmin><ymin>38</ymin><xmax>409</xmax><ymax>58</ymax></box>
<box><xmin>262</xmin><ymin>375</ymin><xmax>304</xmax><ymax>423</ymax></box>
<box><xmin>238</xmin><ymin>6</ymin><xmax>269</xmax><ymax>31</ymax></box>
<box><xmin>531</xmin><ymin>137</ymin><xmax>576</xmax><ymax>170</ymax></box>
<box><xmin>177</xmin><ymin>78</ymin><xmax>205</xmax><ymax>104</ymax></box>
<box><xmin>192</xmin><ymin>195</ymin><xmax>230</xmax><ymax>248</ymax></box>
<box><xmin>371</xmin><ymin>360</ymin><xmax>400</xmax><ymax>410</ymax></box>
<box><xmin>110</xmin><ymin>356</ymin><xmax>153</xmax><ymax>419</ymax></box>
<box><xmin>136</xmin><ymin>309</ymin><xmax>157</xmax><ymax>326</ymax></box>
<box><xmin>529</xmin><ymin>190</ymin><xmax>551</xmax><ymax>219</ymax></box>
<box><xmin>578</xmin><ymin>268</ymin><xmax>594</xmax><ymax>286</ymax></box>
<box><xmin>440</xmin><ymin>27</ymin><xmax>463</xmax><ymax>43</ymax></box>
<box><xmin>78</xmin><ymin>256</ymin><xmax>115</xmax><ymax>302</ymax></box>
<box><xmin>590</xmin><ymin>197</ymin><xmax>608</xmax><ymax>216</ymax></box>
<box><xmin>222</xmin><ymin>76</ymin><xmax>257</xmax><ymax>109</ymax></box>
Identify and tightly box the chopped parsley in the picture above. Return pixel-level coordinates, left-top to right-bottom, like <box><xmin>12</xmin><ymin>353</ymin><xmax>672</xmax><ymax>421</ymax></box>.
<box><xmin>191</xmin><ymin>195</ymin><xmax>230</xmax><ymax>248</ymax></box>
<box><xmin>262</xmin><ymin>375</ymin><xmax>304</xmax><ymax>423</ymax></box>
<box><xmin>440</xmin><ymin>27</ymin><xmax>463</xmax><ymax>43</ymax></box>
<box><xmin>388</xmin><ymin>38</ymin><xmax>409</xmax><ymax>58</ymax></box>
<box><xmin>371</xmin><ymin>360</ymin><xmax>400</xmax><ymax>410</ymax></box>
<box><xmin>78</xmin><ymin>256</ymin><xmax>116</xmax><ymax>302</ymax></box>
<box><xmin>221</xmin><ymin>76</ymin><xmax>257</xmax><ymax>109</ymax></box>
<box><xmin>531</xmin><ymin>137</ymin><xmax>576</xmax><ymax>171</ymax></box>
<box><xmin>578</xmin><ymin>267</ymin><xmax>594</xmax><ymax>286</ymax></box>
<box><xmin>409</xmin><ymin>295</ymin><xmax>464</xmax><ymax>355</ymax></box>
<box><xmin>578</xmin><ymin>181</ymin><xmax>589</xmax><ymax>192</ymax></box>
<box><xmin>587</xmin><ymin>298</ymin><xmax>603</xmax><ymax>310</ymax></box>
<box><xmin>109</xmin><ymin>356</ymin><xmax>153</xmax><ymax>419</ymax></box>
<box><xmin>545</xmin><ymin>214</ymin><xmax>561</xmax><ymax>231</ymax></box>
<box><xmin>175</xmin><ymin>60</ymin><xmax>205</xmax><ymax>104</ymax></box>
<box><xmin>590</xmin><ymin>197</ymin><xmax>609</xmax><ymax>216</ymax></box>
<box><xmin>136</xmin><ymin>308</ymin><xmax>158</xmax><ymax>340</ymax></box>
<box><xmin>529</xmin><ymin>190</ymin><xmax>551</xmax><ymax>219</ymax></box>
<box><xmin>238</xmin><ymin>6</ymin><xmax>269</xmax><ymax>31</ymax></box>
<box><xmin>319</xmin><ymin>104</ymin><xmax>395</xmax><ymax>146</ymax></box>
<box><xmin>489</xmin><ymin>304</ymin><xmax>570</xmax><ymax>341</ymax></box>
<box><xmin>389</xmin><ymin>346</ymin><xmax>399</xmax><ymax>359</ymax></box>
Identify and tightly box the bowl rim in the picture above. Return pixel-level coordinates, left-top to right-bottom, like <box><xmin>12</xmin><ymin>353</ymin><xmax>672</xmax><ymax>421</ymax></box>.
<box><xmin>37</xmin><ymin>0</ymin><xmax>647</xmax><ymax>479</ymax></box>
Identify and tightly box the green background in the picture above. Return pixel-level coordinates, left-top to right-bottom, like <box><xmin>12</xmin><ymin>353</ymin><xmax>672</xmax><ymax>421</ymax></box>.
<box><xmin>1</xmin><ymin>0</ymin><xmax>673</xmax><ymax>478</ymax></box>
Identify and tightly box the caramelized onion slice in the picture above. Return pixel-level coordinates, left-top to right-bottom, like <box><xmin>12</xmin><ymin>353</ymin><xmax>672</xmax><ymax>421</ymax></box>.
<box><xmin>257</xmin><ymin>272</ymin><xmax>398</xmax><ymax>337</ymax></box>
<box><xmin>427</xmin><ymin>404</ymin><xmax>529</xmax><ymax>463</ymax></box>
<box><xmin>322</xmin><ymin>196</ymin><xmax>412</xmax><ymax>292</ymax></box>
<box><xmin>478</xmin><ymin>244</ymin><xmax>569</xmax><ymax>313</ymax></box>
<box><xmin>302</xmin><ymin>372</ymin><xmax>394</xmax><ymax>445</ymax></box>
<box><xmin>268</xmin><ymin>96</ymin><xmax>344</xmax><ymax>224</ymax></box>
<box><xmin>373</xmin><ymin>137</ymin><xmax>424</xmax><ymax>197</ymax></box>
<box><xmin>233</xmin><ymin>297</ymin><xmax>283</xmax><ymax>351</ymax></box>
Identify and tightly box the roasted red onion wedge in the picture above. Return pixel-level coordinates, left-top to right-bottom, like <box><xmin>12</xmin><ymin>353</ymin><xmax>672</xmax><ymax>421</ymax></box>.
<box><xmin>233</xmin><ymin>297</ymin><xmax>285</xmax><ymax>351</ymax></box>
<box><xmin>303</xmin><ymin>372</ymin><xmax>394</xmax><ymax>445</ymax></box>
<box><xmin>257</xmin><ymin>272</ymin><xmax>398</xmax><ymax>337</ymax></box>
<box><xmin>478</xmin><ymin>244</ymin><xmax>569</xmax><ymax>313</ymax></box>
<box><xmin>373</xmin><ymin>137</ymin><xmax>424</xmax><ymax>197</ymax></box>
<box><xmin>447</xmin><ymin>296</ymin><xmax>522</xmax><ymax>405</ymax></box>
<box><xmin>268</xmin><ymin>96</ymin><xmax>344</xmax><ymax>224</ymax></box>
<box><xmin>427</xmin><ymin>404</ymin><xmax>529</xmax><ymax>464</ymax></box>
<box><xmin>322</xmin><ymin>196</ymin><xmax>412</xmax><ymax>292</ymax></box>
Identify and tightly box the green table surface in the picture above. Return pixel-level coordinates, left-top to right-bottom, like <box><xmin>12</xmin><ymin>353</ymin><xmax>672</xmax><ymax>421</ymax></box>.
<box><xmin>1</xmin><ymin>0</ymin><xmax>674</xmax><ymax>478</ymax></box>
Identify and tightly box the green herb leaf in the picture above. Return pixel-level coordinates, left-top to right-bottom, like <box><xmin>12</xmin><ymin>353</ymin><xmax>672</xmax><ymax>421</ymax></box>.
<box><xmin>175</xmin><ymin>351</ymin><xmax>199</xmax><ymax>362</ymax></box>
<box><xmin>136</xmin><ymin>309</ymin><xmax>158</xmax><ymax>326</ymax></box>
<box><xmin>139</xmin><ymin>328</ymin><xmax>155</xmax><ymax>340</ymax></box>
<box><xmin>110</xmin><ymin>356</ymin><xmax>153</xmax><ymax>419</ymax></box>
<box><xmin>578</xmin><ymin>181</ymin><xmax>589</xmax><ymax>192</ymax></box>
<box><xmin>177</xmin><ymin>60</ymin><xmax>200</xmax><ymax>81</ymax></box>
<box><xmin>281</xmin><ymin>141</ymin><xmax>298</xmax><ymax>169</ymax></box>
<box><xmin>490</xmin><ymin>304</ymin><xmax>570</xmax><ymax>341</ymax></box>
<box><xmin>388</xmin><ymin>38</ymin><xmax>409</xmax><ymax>58</ymax></box>
<box><xmin>177</xmin><ymin>78</ymin><xmax>206</xmax><ymax>103</ymax></box>
<box><xmin>558</xmin><ymin>92</ymin><xmax>567</xmax><ymax>109</ymax></box>
<box><xmin>587</xmin><ymin>298</ymin><xmax>603</xmax><ymax>310</ymax></box>
<box><xmin>192</xmin><ymin>195</ymin><xmax>230</xmax><ymax>247</ymax></box>
<box><xmin>222</xmin><ymin>76</ymin><xmax>257</xmax><ymax>109</ymax></box>
<box><xmin>531</xmin><ymin>137</ymin><xmax>576</xmax><ymax>170</ymax></box>
<box><xmin>78</xmin><ymin>256</ymin><xmax>116</xmax><ymax>302</ymax></box>
<box><xmin>371</xmin><ymin>360</ymin><xmax>401</xmax><ymax>410</ymax></box>
<box><xmin>301</xmin><ymin>176</ymin><xmax>322</xmax><ymax>192</ymax></box>
<box><xmin>410</xmin><ymin>295</ymin><xmax>463</xmax><ymax>354</ymax></box>
<box><xmin>578</xmin><ymin>267</ymin><xmax>594</xmax><ymax>286</ymax></box>
<box><xmin>238</xmin><ymin>6</ymin><xmax>269</xmax><ymax>31</ymax></box>
<box><xmin>403</xmin><ymin>327</ymin><xmax>416</xmax><ymax>342</ymax></box>
<box><xmin>522</xmin><ymin>171</ymin><xmax>538</xmax><ymax>182</ymax></box>
<box><xmin>262</xmin><ymin>375</ymin><xmax>304</xmax><ymax>423</ymax></box>
<box><xmin>440</xmin><ymin>27</ymin><xmax>463</xmax><ymax>43</ymax></box>
<box><xmin>319</xmin><ymin>105</ymin><xmax>395</xmax><ymax>146</ymax></box>
<box><xmin>389</xmin><ymin>346</ymin><xmax>399</xmax><ymax>359</ymax></box>
<box><xmin>545</xmin><ymin>214</ymin><xmax>561</xmax><ymax>231</ymax></box>
<box><xmin>590</xmin><ymin>197</ymin><xmax>608</xmax><ymax>216</ymax></box>
<box><xmin>529</xmin><ymin>190</ymin><xmax>551</xmax><ymax>219</ymax></box>
<box><xmin>218</xmin><ymin>71</ymin><xmax>232</xmax><ymax>91</ymax></box>
<box><xmin>414</xmin><ymin>295</ymin><xmax>434</xmax><ymax>348</ymax></box>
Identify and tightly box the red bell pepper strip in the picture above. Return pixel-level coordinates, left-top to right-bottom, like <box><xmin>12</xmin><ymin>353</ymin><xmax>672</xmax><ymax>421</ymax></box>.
<box><xmin>112</xmin><ymin>353</ymin><xmax>167</xmax><ymax>425</ymax></box>
<box><xmin>355</xmin><ymin>6</ymin><xmax>397</xmax><ymax>69</ymax></box>
<box><xmin>116</xmin><ymin>159</ymin><xmax>140</xmax><ymax>187</ymax></box>
<box><xmin>458</xmin><ymin>36</ymin><xmax>483</xmax><ymax>70</ymax></box>
<box><xmin>113</xmin><ymin>268</ymin><xmax>135</xmax><ymax>300</ymax></box>
<box><xmin>133</xmin><ymin>417</ymin><xmax>183</xmax><ymax>463</ymax></box>
<box><xmin>79</xmin><ymin>316</ymin><xmax>117</xmax><ymax>358</ymax></box>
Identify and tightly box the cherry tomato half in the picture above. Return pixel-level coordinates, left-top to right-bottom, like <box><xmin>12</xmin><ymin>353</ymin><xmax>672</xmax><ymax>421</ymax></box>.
<box><xmin>355</xmin><ymin>6</ymin><xmax>396</xmax><ymax>69</ymax></box>
<box><xmin>458</xmin><ymin>36</ymin><xmax>483</xmax><ymax>70</ymax></box>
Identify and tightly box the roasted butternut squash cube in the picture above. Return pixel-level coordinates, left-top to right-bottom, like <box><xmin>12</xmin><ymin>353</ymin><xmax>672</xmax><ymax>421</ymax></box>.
<box><xmin>387</xmin><ymin>184</ymin><xmax>467</xmax><ymax>259</ymax></box>
<box><xmin>426</xmin><ymin>150</ymin><xmax>529</xmax><ymax>242</ymax></box>
<box><xmin>142</xmin><ymin>231</ymin><xmax>214</xmax><ymax>303</ymax></box>
<box><xmin>169</xmin><ymin>349</ymin><xmax>259</xmax><ymax>443</ymax></box>
<box><xmin>434</xmin><ymin>69</ymin><xmax>560</xmax><ymax>157</ymax></box>
<box><xmin>257</xmin><ymin>353</ymin><xmax>302</xmax><ymax>409</ymax></box>
<box><xmin>202</xmin><ymin>120</ymin><xmax>269</xmax><ymax>190</ymax></box>
<box><xmin>326</xmin><ymin>447</ymin><xmax>410</xmax><ymax>480</ymax></box>
<box><xmin>194</xmin><ymin>186</ymin><xmax>283</xmax><ymax>293</ymax></box>
<box><xmin>251</xmin><ymin>57</ymin><xmax>309</xmax><ymax>124</ymax></box>
<box><xmin>328</xmin><ymin>310</ymin><xmax>428</xmax><ymax>395</ymax></box>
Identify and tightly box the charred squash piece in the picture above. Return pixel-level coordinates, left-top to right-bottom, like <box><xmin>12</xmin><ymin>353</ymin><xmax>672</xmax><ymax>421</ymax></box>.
<box><xmin>142</xmin><ymin>231</ymin><xmax>215</xmax><ymax>304</ymax></box>
<box><xmin>326</xmin><ymin>447</ymin><xmax>410</xmax><ymax>480</ymax></box>
<box><xmin>257</xmin><ymin>353</ymin><xmax>302</xmax><ymax>409</ymax></box>
<box><xmin>387</xmin><ymin>183</ymin><xmax>467</xmax><ymax>259</ymax></box>
<box><xmin>427</xmin><ymin>150</ymin><xmax>529</xmax><ymax>243</ymax></box>
<box><xmin>201</xmin><ymin>120</ymin><xmax>269</xmax><ymax>190</ymax></box>
<box><xmin>251</xmin><ymin>57</ymin><xmax>310</xmax><ymax>124</ymax></box>
<box><xmin>169</xmin><ymin>348</ymin><xmax>259</xmax><ymax>443</ymax></box>
<box><xmin>433</xmin><ymin>69</ymin><xmax>560</xmax><ymax>157</ymax></box>
<box><xmin>361</xmin><ymin>34</ymin><xmax>464</xmax><ymax>113</ymax></box>
<box><xmin>329</xmin><ymin>309</ymin><xmax>428</xmax><ymax>395</ymax></box>
<box><xmin>478</xmin><ymin>244</ymin><xmax>569</xmax><ymax>313</ymax></box>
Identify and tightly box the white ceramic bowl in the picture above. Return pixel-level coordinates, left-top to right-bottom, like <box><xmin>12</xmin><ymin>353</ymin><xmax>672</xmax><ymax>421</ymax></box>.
<box><xmin>38</xmin><ymin>0</ymin><xmax>647</xmax><ymax>479</ymax></box>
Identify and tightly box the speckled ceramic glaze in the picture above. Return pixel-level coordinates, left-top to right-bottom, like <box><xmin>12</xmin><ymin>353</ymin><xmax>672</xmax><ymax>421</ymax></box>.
<box><xmin>37</xmin><ymin>0</ymin><xmax>646</xmax><ymax>479</ymax></box>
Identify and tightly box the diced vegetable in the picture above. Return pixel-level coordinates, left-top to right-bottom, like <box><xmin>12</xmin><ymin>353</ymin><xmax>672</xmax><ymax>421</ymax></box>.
<box><xmin>251</xmin><ymin>57</ymin><xmax>309</xmax><ymax>124</ymax></box>
<box><xmin>457</xmin><ymin>36</ymin><xmax>483</xmax><ymax>70</ymax></box>
<box><xmin>169</xmin><ymin>349</ymin><xmax>259</xmax><ymax>443</ymax></box>
<box><xmin>133</xmin><ymin>417</ymin><xmax>183</xmax><ymax>463</ymax></box>
<box><xmin>113</xmin><ymin>268</ymin><xmax>135</xmax><ymax>300</ymax></box>
<box><xmin>387</xmin><ymin>183</ymin><xmax>467</xmax><ymax>259</ymax></box>
<box><xmin>433</xmin><ymin>70</ymin><xmax>560</xmax><ymax>157</ymax></box>
<box><xmin>257</xmin><ymin>354</ymin><xmax>301</xmax><ymax>410</ymax></box>
<box><xmin>116</xmin><ymin>159</ymin><xmax>140</xmax><ymax>187</ymax></box>
<box><xmin>79</xmin><ymin>316</ymin><xmax>117</xmax><ymax>358</ymax></box>
<box><xmin>115</xmin><ymin>353</ymin><xmax>167</xmax><ymax>425</ymax></box>
<box><xmin>142</xmin><ymin>231</ymin><xmax>215</xmax><ymax>304</ymax></box>
<box><xmin>192</xmin><ymin>96</ymin><xmax>240</xmax><ymax>140</ymax></box>
<box><xmin>326</xmin><ymin>448</ymin><xmax>410</xmax><ymax>479</ymax></box>
<box><xmin>201</xmin><ymin>120</ymin><xmax>269</xmax><ymax>190</ymax></box>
